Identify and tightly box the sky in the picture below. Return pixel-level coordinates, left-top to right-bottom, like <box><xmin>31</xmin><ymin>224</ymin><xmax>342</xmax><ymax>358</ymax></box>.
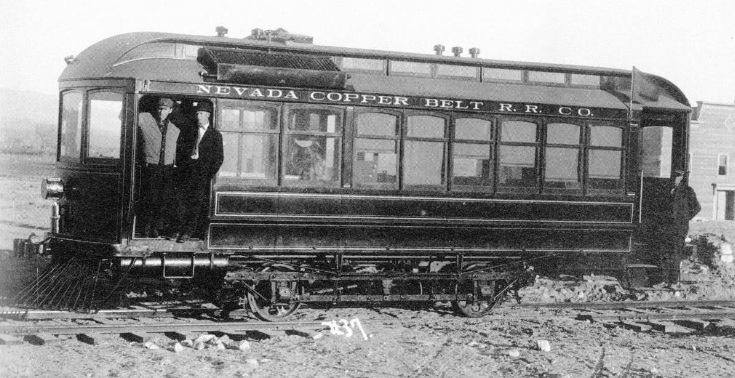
<box><xmin>1</xmin><ymin>0</ymin><xmax>734</xmax><ymax>105</ymax></box>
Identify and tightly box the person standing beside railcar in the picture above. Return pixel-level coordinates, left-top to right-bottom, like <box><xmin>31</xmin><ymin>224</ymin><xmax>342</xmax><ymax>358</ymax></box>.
<box><xmin>173</xmin><ymin>101</ymin><xmax>223</xmax><ymax>243</ymax></box>
<box><xmin>667</xmin><ymin>170</ymin><xmax>701</xmax><ymax>285</ymax></box>
<box><xmin>137</xmin><ymin>98</ymin><xmax>181</xmax><ymax>238</ymax></box>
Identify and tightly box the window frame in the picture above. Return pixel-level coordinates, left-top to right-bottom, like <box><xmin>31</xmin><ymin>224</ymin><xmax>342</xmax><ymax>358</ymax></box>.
<box><xmin>85</xmin><ymin>89</ymin><xmax>125</xmax><ymax>166</ymax></box>
<box><xmin>58</xmin><ymin>89</ymin><xmax>85</xmax><ymax>164</ymax></box>
<box><xmin>281</xmin><ymin>103</ymin><xmax>345</xmax><ymax>188</ymax></box>
<box><xmin>216</xmin><ymin>99</ymin><xmax>281</xmax><ymax>186</ymax></box>
<box><xmin>401</xmin><ymin>111</ymin><xmax>450</xmax><ymax>191</ymax></box>
<box><xmin>351</xmin><ymin>108</ymin><xmax>402</xmax><ymax>190</ymax></box>
<box><xmin>542</xmin><ymin>121</ymin><xmax>584</xmax><ymax>195</ymax></box>
<box><xmin>496</xmin><ymin>117</ymin><xmax>541</xmax><ymax>194</ymax></box>
<box><xmin>450</xmin><ymin>114</ymin><xmax>495</xmax><ymax>192</ymax></box>
<box><xmin>585</xmin><ymin>122</ymin><xmax>627</xmax><ymax>196</ymax></box>
<box><xmin>718</xmin><ymin>153</ymin><xmax>729</xmax><ymax>177</ymax></box>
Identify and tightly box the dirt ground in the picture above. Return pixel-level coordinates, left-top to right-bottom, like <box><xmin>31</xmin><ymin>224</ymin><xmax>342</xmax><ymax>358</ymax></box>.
<box><xmin>2</xmin><ymin>152</ymin><xmax>735</xmax><ymax>377</ymax></box>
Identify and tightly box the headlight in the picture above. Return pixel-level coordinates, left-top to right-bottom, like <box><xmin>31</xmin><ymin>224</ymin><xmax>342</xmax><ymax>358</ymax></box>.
<box><xmin>41</xmin><ymin>178</ymin><xmax>64</xmax><ymax>199</ymax></box>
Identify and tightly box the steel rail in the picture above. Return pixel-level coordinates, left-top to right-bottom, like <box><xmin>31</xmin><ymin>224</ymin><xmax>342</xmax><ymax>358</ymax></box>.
<box><xmin>513</xmin><ymin>300</ymin><xmax>735</xmax><ymax>310</ymax></box>
<box><xmin>0</xmin><ymin>320</ymin><xmax>327</xmax><ymax>336</ymax></box>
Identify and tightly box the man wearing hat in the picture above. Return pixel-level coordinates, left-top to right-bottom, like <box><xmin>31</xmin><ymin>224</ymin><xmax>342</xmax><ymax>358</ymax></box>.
<box><xmin>667</xmin><ymin>169</ymin><xmax>701</xmax><ymax>285</ymax></box>
<box><xmin>174</xmin><ymin>101</ymin><xmax>223</xmax><ymax>243</ymax></box>
<box><xmin>137</xmin><ymin>97</ymin><xmax>181</xmax><ymax>238</ymax></box>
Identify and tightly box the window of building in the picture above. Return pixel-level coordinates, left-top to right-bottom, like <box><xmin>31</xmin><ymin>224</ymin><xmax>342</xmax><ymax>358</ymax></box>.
<box><xmin>451</xmin><ymin>117</ymin><xmax>493</xmax><ymax>191</ymax></box>
<box><xmin>719</xmin><ymin>154</ymin><xmax>729</xmax><ymax>176</ymax></box>
<box><xmin>403</xmin><ymin>114</ymin><xmax>447</xmax><ymax>189</ymax></box>
<box><xmin>497</xmin><ymin>120</ymin><xmax>539</xmax><ymax>193</ymax></box>
<box><xmin>283</xmin><ymin>106</ymin><xmax>343</xmax><ymax>186</ymax></box>
<box><xmin>544</xmin><ymin>123</ymin><xmax>581</xmax><ymax>193</ymax></box>
<box><xmin>588</xmin><ymin>125</ymin><xmax>625</xmax><ymax>194</ymax></box>
<box><xmin>59</xmin><ymin>91</ymin><xmax>83</xmax><ymax>162</ymax></box>
<box><xmin>353</xmin><ymin>112</ymin><xmax>399</xmax><ymax>189</ymax></box>
<box><xmin>217</xmin><ymin>100</ymin><xmax>279</xmax><ymax>183</ymax></box>
<box><xmin>87</xmin><ymin>91</ymin><xmax>123</xmax><ymax>162</ymax></box>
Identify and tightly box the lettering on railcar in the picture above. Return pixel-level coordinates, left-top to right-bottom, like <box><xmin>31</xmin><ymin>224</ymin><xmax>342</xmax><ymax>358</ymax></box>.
<box><xmin>146</xmin><ymin>82</ymin><xmax>622</xmax><ymax>118</ymax></box>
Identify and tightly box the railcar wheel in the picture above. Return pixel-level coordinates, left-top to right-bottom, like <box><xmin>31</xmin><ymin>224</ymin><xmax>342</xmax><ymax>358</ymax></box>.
<box><xmin>247</xmin><ymin>264</ymin><xmax>301</xmax><ymax>322</ymax></box>
<box><xmin>441</xmin><ymin>264</ymin><xmax>497</xmax><ymax>317</ymax></box>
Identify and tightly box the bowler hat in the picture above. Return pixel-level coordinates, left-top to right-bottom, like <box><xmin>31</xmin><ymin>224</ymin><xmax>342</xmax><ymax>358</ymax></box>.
<box><xmin>195</xmin><ymin>102</ymin><xmax>213</xmax><ymax>114</ymax></box>
<box><xmin>157</xmin><ymin>98</ymin><xmax>174</xmax><ymax>108</ymax></box>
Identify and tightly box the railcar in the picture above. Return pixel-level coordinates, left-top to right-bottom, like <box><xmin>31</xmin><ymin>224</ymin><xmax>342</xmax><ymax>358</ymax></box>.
<box><xmin>23</xmin><ymin>28</ymin><xmax>692</xmax><ymax>319</ymax></box>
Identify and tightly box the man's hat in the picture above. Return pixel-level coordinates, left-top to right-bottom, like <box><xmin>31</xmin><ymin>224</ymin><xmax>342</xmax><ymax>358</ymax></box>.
<box><xmin>195</xmin><ymin>102</ymin><xmax>213</xmax><ymax>114</ymax></box>
<box><xmin>157</xmin><ymin>98</ymin><xmax>174</xmax><ymax>108</ymax></box>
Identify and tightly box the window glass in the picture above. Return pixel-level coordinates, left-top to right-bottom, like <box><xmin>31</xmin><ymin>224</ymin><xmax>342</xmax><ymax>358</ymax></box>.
<box><xmin>285</xmin><ymin>107</ymin><xmax>342</xmax><ymax>186</ymax></box>
<box><xmin>452</xmin><ymin>143</ymin><xmax>491</xmax><ymax>187</ymax></box>
<box><xmin>353</xmin><ymin>139</ymin><xmax>398</xmax><ymax>187</ymax></box>
<box><xmin>390</xmin><ymin>61</ymin><xmax>432</xmax><ymax>76</ymax></box>
<box><xmin>341</xmin><ymin>57</ymin><xmax>385</xmax><ymax>72</ymax></box>
<box><xmin>284</xmin><ymin>135</ymin><xmax>340</xmax><ymax>183</ymax></box>
<box><xmin>544</xmin><ymin>148</ymin><xmax>580</xmax><ymax>190</ymax></box>
<box><xmin>547</xmin><ymin>123</ymin><xmax>579</xmax><ymax>145</ymax></box>
<box><xmin>640</xmin><ymin>126</ymin><xmax>671</xmax><ymax>178</ymax></box>
<box><xmin>719</xmin><ymin>154</ymin><xmax>728</xmax><ymax>176</ymax></box>
<box><xmin>88</xmin><ymin>91</ymin><xmax>123</xmax><ymax>160</ymax></box>
<box><xmin>407</xmin><ymin>116</ymin><xmax>445</xmax><ymax>138</ymax></box>
<box><xmin>589</xmin><ymin>150</ymin><xmax>621</xmax><ymax>178</ymax></box>
<box><xmin>528</xmin><ymin>71</ymin><xmax>566</xmax><ymax>84</ymax></box>
<box><xmin>289</xmin><ymin>108</ymin><xmax>341</xmax><ymax>133</ymax></box>
<box><xmin>357</xmin><ymin>113</ymin><xmax>397</xmax><ymax>136</ymax></box>
<box><xmin>455</xmin><ymin>118</ymin><xmax>491</xmax><ymax>141</ymax></box>
<box><xmin>436</xmin><ymin>64</ymin><xmax>477</xmax><ymax>78</ymax></box>
<box><xmin>591</xmin><ymin>126</ymin><xmax>622</xmax><ymax>147</ymax></box>
<box><xmin>571</xmin><ymin>74</ymin><xmax>600</xmax><ymax>87</ymax></box>
<box><xmin>60</xmin><ymin>91</ymin><xmax>83</xmax><ymax>161</ymax></box>
<box><xmin>404</xmin><ymin>141</ymin><xmax>445</xmax><ymax>186</ymax></box>
<box><xmin>217</xmin><ymin>102</ymin><xmax>279</xmax><ymax>182</ymax></box>
<box><xmin>498</xmin><ymin>146</ymin><xmax>537</xmax><ymax>188</ymax></box>
<box><xmin>501</xmin><ymin>121</ymin><xmax>536</xmax><ymax>142</ymax></box>
<box><xmin>482</xmin><ymin>68</ymin><xmax>523</xmax><ymax>82</ymax></box>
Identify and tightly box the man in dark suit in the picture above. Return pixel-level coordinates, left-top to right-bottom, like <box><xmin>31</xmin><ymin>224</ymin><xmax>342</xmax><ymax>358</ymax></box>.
<box><xmin>174</xmin><ymin>101</ymin><xmax>223</xmax><ymax>243</ymax></box>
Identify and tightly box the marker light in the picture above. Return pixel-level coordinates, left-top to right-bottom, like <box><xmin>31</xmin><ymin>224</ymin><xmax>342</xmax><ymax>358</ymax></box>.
<box><xmin>41</xmin><ymin>178</ymin><xmax>65</xmax><ymax>199</ymax></box>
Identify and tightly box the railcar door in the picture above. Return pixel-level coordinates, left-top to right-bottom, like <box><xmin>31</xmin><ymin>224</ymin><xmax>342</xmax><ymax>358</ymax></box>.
<box><xmin>635</xmin><ymin>112</ymin><xmax>688</xmax><ymax>266</ymax></box>
<box><xmin>56</xmin><ymin>87</ymin><xmax>131</xmax><ymax>243</ymax></box>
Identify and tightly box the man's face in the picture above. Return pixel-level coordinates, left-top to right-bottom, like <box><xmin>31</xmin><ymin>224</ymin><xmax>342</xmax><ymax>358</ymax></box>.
<box><xmin>674</xmin><ymin>175</ymin><xmax>684</xmax><ymax>187</ymax></box>
<box><xmin>196</xmin><ymin>111</ymin><xmax>210</xmax><ymax>126</ymax></box>
<box><xmin>157</xmin><ymin>106</ymin><xmax>173</xmax><ymax>120</ymax></box>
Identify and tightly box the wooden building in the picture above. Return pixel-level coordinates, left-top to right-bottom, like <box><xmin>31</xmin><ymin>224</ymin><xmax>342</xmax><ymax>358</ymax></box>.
<box><xmin>689</xmin><ymin>101</ymin><xmax>735</xmax><ymax>220</ymax></box>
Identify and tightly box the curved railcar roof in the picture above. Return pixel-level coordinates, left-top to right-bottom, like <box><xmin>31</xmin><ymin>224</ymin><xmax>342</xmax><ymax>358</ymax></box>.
<box><xmin>59</xmin><ymin>32</ymin><xmax>690</xmax><ymax>111</ymax></box>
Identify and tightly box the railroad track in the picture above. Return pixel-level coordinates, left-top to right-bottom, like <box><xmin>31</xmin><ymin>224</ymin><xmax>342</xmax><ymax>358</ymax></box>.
<box><xmin>2</xmin><ymin>299</ymin><xmax>735</xmax><ymax>346</ymax></box>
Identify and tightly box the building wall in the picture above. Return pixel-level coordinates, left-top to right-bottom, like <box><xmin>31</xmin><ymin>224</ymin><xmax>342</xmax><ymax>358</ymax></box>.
<box><xmin>689</xmin><ymin>102</ymin><xmax>735</xmax><ymax>221</ymax></box>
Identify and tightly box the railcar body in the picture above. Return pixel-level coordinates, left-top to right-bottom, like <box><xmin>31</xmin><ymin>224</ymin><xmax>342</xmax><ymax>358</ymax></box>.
<box><xmin>36</xmin><ymin>29</ymin><xmax>691</xmax><ymax>318</ymax></box>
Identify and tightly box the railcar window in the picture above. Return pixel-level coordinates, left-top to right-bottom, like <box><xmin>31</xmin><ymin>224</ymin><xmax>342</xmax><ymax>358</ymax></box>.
<box><xmin>284</xmin><ymin>107</ymin><xmax>342</xmax><ymax>186</ymax></box>
<box><xmin>217</xmin><ymin>101</ymin><xmax>279</xmax><ymax>181</ymax></box>
<box><xmin>640</xmin><ymin>126</ymin><xmax>672</xmax><ymax>178</ymax></box>
<box><xmin>59</xmin><ymin>91</ymin><xmax>83</xmax><ymax>162</ymax></box>
<box><xmin>390</xmin><ymin>61</ymin><xmax>432</xmax><ymax>77</ymax></box>
<box><xmin>497</xmin><ymin>120</ymin><xmax>539</xmax><ymax>193</ymax></box>
<box><xmin>87</xmin><ymin>91</ymin><xmax>123</xmax><ymax>161</ymax></box>
<box><xmin>528</xmin><ymin>71</ymin><xmax>566</xmax><ymax>84</ymax></box>
<box><xmin>403</xmin><ymin>115</ymin><xmax>447</xmax><ymax>189</ymax></box>
<box><xmin>339</xmin><ymin>57</ymin><xmax>386</xmax><ymax>73</ymax></box>
<box><xmin>436</xmin><ymin>65</ymin><xmax>478</xmax><ymax>80</ymax></box>
<box><xmin>451</xmin><ymin>118</ymin><xmax>493</xmax><ymax>191</ymax></box>
<box><xmin>571</xmin><ymin>74</ymin><xmax>601</xmax><ymax>87</ymax></box>
<box><xmin>482</xmin><ymin>68</ymin><xmax>523</xmax><ymax>82</ymax></box>
<box><xmin>544</xmin><ymin>123</ymin><xmax>581</xmax><ymax>193</ymax></box>
<box><xmin>353</xmin><ymin>112</ymin><xmax>399</xmax><ymax>189</ymax></box>
<box><xmin>588</xmin><ymin>125</ymin><xmax>625</xmax><ymax>194</ymax></box>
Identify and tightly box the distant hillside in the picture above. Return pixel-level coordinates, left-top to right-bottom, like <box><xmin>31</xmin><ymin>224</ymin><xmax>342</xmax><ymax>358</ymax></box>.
<box><xmin>0</xmin><ymin>88</ymin><xmax>58</xmax><ymax>153</ymax></box>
